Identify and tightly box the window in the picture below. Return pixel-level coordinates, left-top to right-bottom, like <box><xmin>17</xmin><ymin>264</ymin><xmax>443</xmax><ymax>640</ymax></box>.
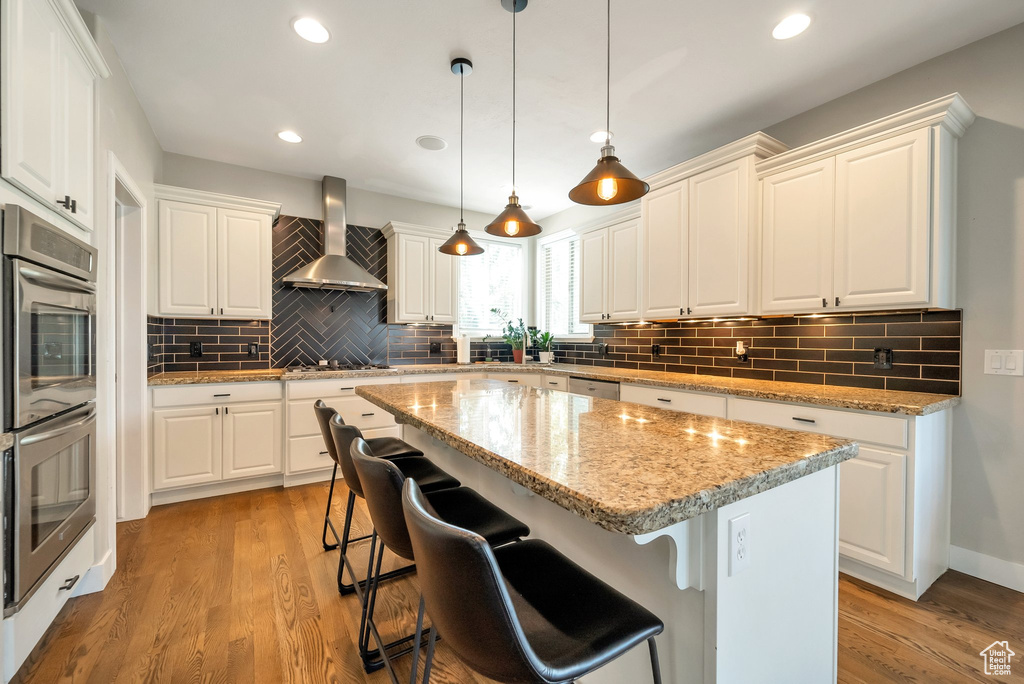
<box><xmin>539</xmin><ymin>233</ymin><xmax>590</xmax><ymax>337</ymax></box>
<box><xmin>458</xmin><ymin>239</ymin><xmax>525</xmax><ymax>336</ymax></box>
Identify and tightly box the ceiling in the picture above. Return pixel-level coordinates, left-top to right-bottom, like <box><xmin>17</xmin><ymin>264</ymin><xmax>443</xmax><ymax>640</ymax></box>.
<box><xmin>78</xmin><ymin>0</ymin><xmax>1024</xmax><ymax>220</ymax></box>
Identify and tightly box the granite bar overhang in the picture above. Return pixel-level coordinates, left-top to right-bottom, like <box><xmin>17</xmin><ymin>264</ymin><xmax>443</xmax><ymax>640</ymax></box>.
<box><xmin>356</xmin><ymin>379</ymin><xmax>858</xmax><ymax>535</ymax></box>
<box><xmin>147</xmin><ymin>363</ymin><xmax>958</xmax><ymax>416</ymax></box>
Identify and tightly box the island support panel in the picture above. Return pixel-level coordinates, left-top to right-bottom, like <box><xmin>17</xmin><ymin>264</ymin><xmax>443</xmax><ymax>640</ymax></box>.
<box><xmin>399</xmin><ymin>426</ymin><xmax>840</xmax><ymax>684</ymax></box>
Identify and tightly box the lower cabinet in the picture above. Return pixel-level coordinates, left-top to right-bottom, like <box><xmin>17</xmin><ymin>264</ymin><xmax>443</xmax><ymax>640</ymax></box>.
<box><xmin>620</xmin><ymin>384</ymin><xmax>728</xmax><ymax>418</ymax></box>
<box><xmin>152</xmin><ymin>400</ymin><xmax>281</xmax><ymax>490</ymax></box>
<box><xmin>838</xmin><ymin>446</ymin><xmax>907</xmax><ymax>576</ymax></box>
<box><xmin>487</xmin><ymin>373</ymin><xmax>542</xmax><ymax>387</ymax></box>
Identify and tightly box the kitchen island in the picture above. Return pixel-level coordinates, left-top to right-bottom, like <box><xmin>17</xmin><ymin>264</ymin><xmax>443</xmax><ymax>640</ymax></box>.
<box><xmin>357</xmin><ymin>378</ymin><xmax>859</xmax><ymax>683</ymax></box>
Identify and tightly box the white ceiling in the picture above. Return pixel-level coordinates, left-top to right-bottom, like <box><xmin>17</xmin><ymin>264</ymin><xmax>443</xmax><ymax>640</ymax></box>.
<box><xmin>78</xmin><ymin>0</ymin><xmax>1024</xmax><ymax>220</ymax></box>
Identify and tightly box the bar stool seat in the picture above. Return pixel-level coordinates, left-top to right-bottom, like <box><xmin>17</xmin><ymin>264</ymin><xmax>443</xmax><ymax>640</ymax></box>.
<box><xmin>423</xmin><ymin>488</ymin><xmax>528</xmax><ymax>549</ymax></box>
<box><xmin>387</xmin><ymin>456</ymin><xmax>461</xmax><ymax>494</ymax></box>
<box><xmin>365</xmin><ymin>435</ymin><xmax>425</xmax><ymax>460</ymax></box>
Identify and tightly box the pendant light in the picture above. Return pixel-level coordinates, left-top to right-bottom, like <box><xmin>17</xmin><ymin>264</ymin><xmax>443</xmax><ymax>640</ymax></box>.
<box><xmin>439</xmin><ymin>58</ymin><xmax>485</xmax><ymax>256</ymax></box>
<box><xmin>568</xmin><ymin>0</ymin><xmax>649</xmax><ymax>205</ymax></box>
<box><xmin>485</xmin><ymin>0</ymin><xmax>541</xmax><ymax>238</ymax></box>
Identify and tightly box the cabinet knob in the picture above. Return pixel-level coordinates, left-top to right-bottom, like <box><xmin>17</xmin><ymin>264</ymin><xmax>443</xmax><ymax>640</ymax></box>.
<box><xmin>822</xmin><ymin>297</ymin><xmax>827</xmax><ymax>308</ymax></box>
<box><xmin>56</xmin><ymin>195</ymin><xmax>77</xmax><ymax>213</ymax></box>
<box><xmin>835</xmin><ymin>297</ymin><xmax>841</xmax><ymax>307</ymax></box>
<box><xmin>687</xmin><ymin>307</ymin><xmax>692</xmax><ymax>315</ymax></box>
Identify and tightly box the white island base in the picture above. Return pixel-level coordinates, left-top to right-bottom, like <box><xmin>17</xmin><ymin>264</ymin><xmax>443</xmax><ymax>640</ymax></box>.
<box><xmin>401</xmin><ymin>426</ymin><xmax>841</xmax><ymax>684</ymax></box>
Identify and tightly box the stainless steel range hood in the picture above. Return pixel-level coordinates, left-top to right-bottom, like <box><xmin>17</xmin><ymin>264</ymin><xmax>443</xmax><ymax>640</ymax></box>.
<box><xmin>282</xmin><ymin>176</ymin><xmax>388</xmax><ymax>291</ymax></box>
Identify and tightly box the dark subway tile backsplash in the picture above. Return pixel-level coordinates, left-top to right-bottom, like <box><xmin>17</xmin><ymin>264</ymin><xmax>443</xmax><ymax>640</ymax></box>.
<box><xmin>554</xmin><ymin>310</ymin><xmax>961</xmax><ymax>395</ymax></box>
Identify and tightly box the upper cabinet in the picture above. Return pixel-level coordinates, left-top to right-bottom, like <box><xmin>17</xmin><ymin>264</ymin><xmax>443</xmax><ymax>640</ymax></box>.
<box><xmin>155</xmin><ymin>186</ymin><xmax>280</xmax><ymax>319</ymax></box>
<box><xmin>1</xmin><ymin>0</ymin><xmax>110</xmax><ymax>232</ymax></box>
<box><xmin>639</xmin><ymin>133</ymin><xmax>785</xmax><ymax>321</ymax></box>
<box><xmin>758</xmin><ymin>94</ymin><xmax>974</xmax><ymax>314</ymax></box>
<box><xmin>383</xmin><ymin>222</ymin><xmax>458</xmax><ymax>324</ymax></box>
<box><xmin>579</xmin><ymin>218</ymin><xmax>642</xmax><ymax>323</ymax></box>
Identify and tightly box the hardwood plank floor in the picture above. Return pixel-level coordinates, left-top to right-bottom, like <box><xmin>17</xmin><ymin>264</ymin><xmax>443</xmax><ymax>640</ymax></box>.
<box><xmin>11</xmin><ymin>482</ymin><xmax>1023</xmax><ymax>683</ymax></box>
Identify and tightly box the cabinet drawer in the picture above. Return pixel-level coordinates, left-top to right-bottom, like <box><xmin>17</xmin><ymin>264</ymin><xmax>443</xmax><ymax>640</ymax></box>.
<box><xmin>288</xmin><ymin>426</ymin><xmax>400</xmax><ymax>474</ymax></box>
<box><xmin>487</xmin><ymin>373</ymin><xmax>541</xmax><ymax>387</ymax></box>
<box><xmin>288</xmin><ymin>396</ymin><xmax>396</xmax><ymax>437</ymax></box>
<box><xmin>152</xmin><ymin>382</ymin><xmax>282</xmax><ymax>408</ymax></box>
<box><xmin>286</xmin><ymin>376</ymin><xmax>400</xmax><ymax>400</ymax></box>
<box><xmin>542</xmin><ymin>375</ymin><xmax>568</xmax><ymax>391</ymax></box>
<box><xmin>728</xmin><ymin>397</ymin><xmax>908</xmax><ymax>449</ymax></box>
<box><xmin>621</xmin><ymin>384</ymin><xmax>728</xmax><ymax>418</ymax></box>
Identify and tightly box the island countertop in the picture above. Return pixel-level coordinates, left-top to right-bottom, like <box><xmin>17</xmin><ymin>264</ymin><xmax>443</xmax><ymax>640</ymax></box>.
<box><xmin>356</xmin><ymin>379</ymin><xmax>858</xmax><ymax>534</ymax></box>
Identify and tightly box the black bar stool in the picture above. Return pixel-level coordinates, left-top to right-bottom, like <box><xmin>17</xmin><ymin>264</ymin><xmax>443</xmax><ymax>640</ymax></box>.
<box><xmin>314</xmin><ymin>400</ymin><xmax>423</xmax><ymax>552</ymax></box>
<box><xmin>328</xmin><ymin>414</ymin><xmax>460</xmax><ymax>598</ymax></box>
<box><xmin>351</xmin><ymin>437</ymin><xmax>530</xmax><ymax>678</ymax></box>
<box><xmin>402</xmin><ymin>479</ymin><xmax>665</xmax><ymax>684</ymax></box>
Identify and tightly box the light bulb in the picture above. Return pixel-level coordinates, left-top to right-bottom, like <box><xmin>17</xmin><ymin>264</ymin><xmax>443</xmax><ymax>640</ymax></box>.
<box><xmin>597</xmin><ymin>177</ymin><xmax>618</xmax><ymax>201</ymax></box>
<box><xmin>456</xmin><ymin>242</ymin><xmax>468</xmax><ymax>255</ymax></box>
<box><xmin>505</xmin><ymin>220</ymin><xmax>520</xmax><ymax>236</ymax></box>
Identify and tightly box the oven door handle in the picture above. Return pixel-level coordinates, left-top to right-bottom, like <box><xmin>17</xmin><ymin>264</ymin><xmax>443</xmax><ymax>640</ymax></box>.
<box><xmin>19</xmin><ymin>407</ymin><xmax>97</xmax><ymax>446</ymax></box>
<box><xmin>17</xmin><ymin>263</ymin><xmax>97</xmax><ymax>296</ymax></box>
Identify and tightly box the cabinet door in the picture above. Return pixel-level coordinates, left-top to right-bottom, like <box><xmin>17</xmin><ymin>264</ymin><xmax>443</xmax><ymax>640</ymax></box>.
<box><xmin>688</xmin><ymin>159</ymin><xmax>751</xmax><ymax>316</ymax></box>
<box><xmin>834</xmin><ymin>129</ymin><xmax>930</xmax><ymax>309</ymax></box>
<box><xmin>642</xmin><ymin>182</ymin><xmax>688</xmax><ymax>319</ymax></box>
<box><xmin>158</xmin><ymin>201</ymin><xmax>219</xmax><ymax>316</ymax></box>
<box><xmin>429</xmin><ymin>238</ymin><xmax>458</xmax><ymax>323</ymax></box>
<box><xmin>761</xmin><ymin>159</ymin><xmax>834</xmax><ymax>313</ymax></box>
<box><xmin>607</xmin><ymin>220</ymin><xmax>642</xmax><ymax>321</ymax></box>
<box><xmin>152</xmin><ymin>406</ymin><xmax>222</xmax><ymax>489</ymax></box>
<box><xmin>222</xmin><ymin>401</ymin><xmax>281</xmax><ymax>479</ymax></box>
<box><xmin>396</xmin><ymin>234</ymin><xmax>431</xmax><ymax>323</ymax></box>
<box><xmin>578</xmin><ymin>229</ymin><xmax>607</xmax><ymax>323</ymax></box>
<box><xmin>58</xmin><ymin>31</ymin><xmax>94</xmax><ymax>231</ymax></box>
<box><xmin>838</xmin><ymin>446</ymin><xmax>907</xmax><ymax>576</ymax></box>
<box><xmin>1</xmin><ymin>0</ymin><xmax>61</xmax><ymax>204</ymax></box>
<box><xmin>218</xmin><ymin>209</ymin><xmax>272</xmax><ymax>318</ymax></box>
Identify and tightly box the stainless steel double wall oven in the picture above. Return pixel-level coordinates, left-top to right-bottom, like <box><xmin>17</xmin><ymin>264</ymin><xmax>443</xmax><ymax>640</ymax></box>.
<box><xmin>2</xmin><ymin>205</ymin><xmax>98</xmax><ymax>615</ymax></box>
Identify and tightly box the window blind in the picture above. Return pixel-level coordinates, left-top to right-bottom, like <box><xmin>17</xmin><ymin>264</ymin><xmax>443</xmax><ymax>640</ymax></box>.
<box><xmin>541</xmin><ymin>236</ymin><xmax>587</xmax><ymax>336</ymax></box>
<box><xmin>458</xmin><ymin>240</ymin><xmax>524</xmax><ymax>334</ymax></box>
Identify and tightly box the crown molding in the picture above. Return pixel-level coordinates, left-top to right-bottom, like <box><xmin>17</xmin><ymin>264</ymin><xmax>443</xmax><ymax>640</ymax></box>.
<box><xmin>381</xmin><ymin>221</ymin><xmax>450</xmax><ymax>240</ymax></box>
<box><xmin>154</xmin><ymin>184</ymin><xmax>282</xmax><ymax>217</ymax></box>
<box><xmin>757</xmin><ymin>93</ymin><xmax>976</xmax><ymax>176</ymax></box>
<box><xmin>645</xmin><ymin>132</ymin><xmax>788</xmax><ymax>191</ymax></box>
<box><xmin>51</xmin><ymin>0</ymin><xmax>110</xmax><ymax>79</ymax></box>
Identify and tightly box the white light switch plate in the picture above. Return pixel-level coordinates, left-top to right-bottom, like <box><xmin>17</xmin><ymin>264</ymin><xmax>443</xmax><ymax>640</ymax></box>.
<box><xmin>728</xmin><ymin>513</ymin><xmax>751</xmax><ymax>576</ymax></box>
<box><xmin>985</xmin><ymin>350</ymin><xmax>1024</xmax><ymax>376</ymax></box>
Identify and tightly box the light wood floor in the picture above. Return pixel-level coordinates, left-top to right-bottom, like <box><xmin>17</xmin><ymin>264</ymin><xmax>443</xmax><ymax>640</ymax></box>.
<box><xmin>11</xmin><ymin>481</ymin><xmax>1024</xmax><ymax>683</ymax></box>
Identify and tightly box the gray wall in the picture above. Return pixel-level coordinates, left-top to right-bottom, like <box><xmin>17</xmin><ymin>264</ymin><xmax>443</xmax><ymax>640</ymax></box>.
<box><xmin>765</xmin><ymin>23</ymin><xmax>1024</xmax><ymax>566</ymax></box>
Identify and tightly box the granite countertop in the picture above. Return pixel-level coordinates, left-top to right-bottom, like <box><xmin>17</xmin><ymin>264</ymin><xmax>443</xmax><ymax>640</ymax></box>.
<box><xmin>356</xmin><ymin>379</ymin><xmax>858</xmax><ymax>534</ymax></box>
<box><xmin>147</xmin><ymin>363</ymin><xmax>958</xmax><ymax>416</ymax></box>
<box><xmin>0</xmin><ymin>432</ymin><xmax>12</xmax><ymax>452</ymax></box>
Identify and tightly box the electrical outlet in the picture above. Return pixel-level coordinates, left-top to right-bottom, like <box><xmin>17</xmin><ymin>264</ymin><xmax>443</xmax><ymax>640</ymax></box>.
<box><xmin>189</xmin><ymin>341</ymin><xmax>203</xmax><ymax>358</ymax></box>
<box><xmin>248</xmin><ymin>342</ymin><xmax>259</xmax><ymax>358</ymax></box>
<box><xmin>873</xmin><ymin>347</ymin><xmax>894</xmax><ymax>369</ymax></box>
<box><xmin>429</xmin><ymin>342</ymin><xmax>441</xmax><ymax>354</ymax></box>
<box><xmin>651</xmin><ymin>344</ymin><xmax>661</xmax><ymax>358</ymax></box>
<box><xmin>728</xmin><ymin>513</ymin><xmax>751</xmax><ymax>577</ymax></box>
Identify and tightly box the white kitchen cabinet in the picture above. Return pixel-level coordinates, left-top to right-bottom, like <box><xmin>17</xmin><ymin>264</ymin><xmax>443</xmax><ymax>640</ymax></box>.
<box><xmin>487</xmin><ymin>373</ymin><xmax>541</xmax><ymax>387</ymax></box>
<box><xmin>218</xmin><ymin>208</ymin><xmax>273</xmax><ymax>318</ymax></box>
<box><xmin>158</xmin><ymin>201</ymin><xmax>219</xmax><ymax>316</ymax></box>
<box><xmin>223</xmin><ymin>401</ymin><xmax>282</xmax><ymax>479</ymax></box>
<box><xmin>838</xmin><ymin>446</ymin><xmax>907</xmax><ymax>576</ymax></box>
<box><xmin>577</xmin><ymin>219</ymin><xmax>641</xmax><ymax>323</ymax></box>
<box><xmin>620</xmin><ymin>384</ymin><xmax>728</xmax><ymax>418</ymax></box>
<box><xmin>579</xmin><ymin>228</ymin><xmax>607</xmax><ymax>323</ymax></box>
<box><xmin>383</xmin><ymin>223</ymin><xmax>459</xmax><ymax>324</ymax></box>
<box><xmin>760</xmin><ymin>159</ymin><xmax>835</xmax><ymax>313</ymax></box>
<box><xmin>641</xmin><ymin>182</ymin><xmax>688</xmax><ymax>319</ymax></box>
<box><xmin>155</xmin><ymin>186</ymin><xmax>280</xmax><ymax>319</ymax></box>
<box><xmin>1</xmin><ymin>0</ymin><xmax>107</xmax><ymax>231</ymax></box>
<box><xmin>152</xmin><ymin>405</ymin><xmax>223</xmax><ymax>489</ymax></box>
<box><xmin>542</xmin><ymin>375</ymin><xmax>568</xmax><ymax>391</ymax></box>
<box><xmin>687</xmin><ymin>159</ymin><xmax>753</xmax><ymax>317</ymax></box>
<box><xmin>833</xmin><ymin>129</ymin><xmax>931</xmax><ymax>310</ymax></box>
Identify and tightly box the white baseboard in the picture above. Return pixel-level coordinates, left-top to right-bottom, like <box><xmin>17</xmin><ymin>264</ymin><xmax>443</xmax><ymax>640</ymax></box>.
<box><xmin>151</xmin><ymin>473</ymin><xmax>284</xmax><ymax>506</ymax></box>
<box><xmin>283</xmin><ymin>468</ymin><xmax>335</xmax><ymax>488</ymax></box>
<box><xmin>949</xmin><ymin>545</ymin><xmax>1024</xmax><ymax>593</ymax></box>
<box><xmin>74</xmin><ymin>548</ymin><xmax>114</xmax><ymax>596</ymax></box>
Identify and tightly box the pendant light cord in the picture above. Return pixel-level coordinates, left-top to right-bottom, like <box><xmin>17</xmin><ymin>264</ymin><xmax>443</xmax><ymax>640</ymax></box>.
<box><xmin>460</xmin><ymin>63</ymin><xmax>465</xmax><ymax>224</ymax></box>
<box><xmin>606</xmin><ymin>0</ymin><xmax>611</xmax><ymax>146</ymax></box>
<box><xmin>512</xmin><ymin>6</ymin><xmax>516</xmax><ymax>193</ymax></box>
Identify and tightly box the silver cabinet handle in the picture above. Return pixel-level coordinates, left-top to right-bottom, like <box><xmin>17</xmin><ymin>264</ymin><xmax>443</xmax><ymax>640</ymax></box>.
<box><xmin>507</xmin><ymin>379</ymin><xmax>519</xmax><ymax>383</ymax></box>
<box><xmin>657</xmin><ymin>397</ymin><xmax>672</xmax><ymax>403</ymax></box>
<box><xmin>792</xmin><ymin>417</ymin><xmax>816</xmax><ymax>424</ymax></box>
<box><xmin>215</xmin><ymin>407</ymin><xmax>219</xmax><ymax>415</ymax></box>
<box><xmin>361</xmin><ymin>412</ymin><xmax>375</xmax><ymax>417</ymax></box>
<box><xmin>213</xmin><ymin>393</ymin><xmax>231</xmax><ymax>397</ymax></box>
<box><xmin>548</xmin><ymin>381</ymin><xmax>558</xmax><ymax>385</ymax></box>
<box><xmin>210</xmin><ymin>308</ymin><xmax>214</xmax><ymax>315</ymax></box>
<box><xmin>319</xmin><ymin>450</ymin><xmax>328</xmax><ymax>455</ymax></box>
<box><xmin>340</xmin><ymin>387</ymin><xmax>354</xmax><ymax>391</ymax></box>
<box><xmin>59</xmin><ymin>575</ymin><xmax>80</xmax><ymax>591</ymax></box>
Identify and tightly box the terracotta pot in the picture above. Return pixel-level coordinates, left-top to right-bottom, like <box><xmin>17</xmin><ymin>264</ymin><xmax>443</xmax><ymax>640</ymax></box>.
<box><xmin>512</xmin><ymin>349</ymin><xmax>524</xmax><ymax>363</ymax></box>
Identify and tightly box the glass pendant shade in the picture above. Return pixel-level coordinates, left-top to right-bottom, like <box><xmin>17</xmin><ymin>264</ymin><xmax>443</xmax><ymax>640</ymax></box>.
<box><xmin>484</xmin><ymin>193</ymin><xmax>541</xmax><ymax>237</ymax></box>
<box><xmin>569</xmin><ymin>144</ymin><xmax>649</xmax><ymax>205</ymax></box>
<box><xmin>439</xmin><ymin>222</ymin><xmax>484</xmax><ymax>255</ymax></box>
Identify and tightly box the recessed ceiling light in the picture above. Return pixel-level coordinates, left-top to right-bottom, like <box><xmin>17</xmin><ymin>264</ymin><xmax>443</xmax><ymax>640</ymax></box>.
<box><xmin>278</xmin><ymin>130</ymin><xmax>302</xmax><ymax>143</ymax></box>
<box><xmin>590</xmin><ymin>130</ymin><xmax>613</xmax><ymax>143</ymax></box>
<box><xmin>416</xmin><ymin>135</ymin><xmax>448</xmax><ymax>151</ymax></box>
<box><xmin>292</xmin><ymin>17</ymin><xmax>330</xmax><ymax>44</ymax></box>
<box><xmin>772</xmin><ymin>14</ymin><xmax>811</xmax><ymax>40</ymax></box>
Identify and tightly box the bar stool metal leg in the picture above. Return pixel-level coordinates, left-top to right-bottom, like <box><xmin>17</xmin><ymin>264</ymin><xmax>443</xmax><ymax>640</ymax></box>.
<box><xmin>648</xmin><ymin>637</ymin><xmax>662</xmax><ymax>684</ymax></box>
<box><xmin>409</xmin><ymin>596</ymin><xmax>426</xmax><ymax>684</ymax></box>
<box><xmin>420</xmin><ymin>624</ymin><xmax>438</xmax><ymax>684</ymax></box>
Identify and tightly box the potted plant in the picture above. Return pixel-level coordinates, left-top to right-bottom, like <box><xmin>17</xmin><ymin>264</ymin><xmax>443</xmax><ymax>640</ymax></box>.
<box><xmin>491</xmin><ymin>308</ymin><xmax>528</xmax><ymax>363</ymax></box>
<box><xmin>532</xmin><ymin>330</ymin><xmax>555</xmax><ymax>364</ymax></box>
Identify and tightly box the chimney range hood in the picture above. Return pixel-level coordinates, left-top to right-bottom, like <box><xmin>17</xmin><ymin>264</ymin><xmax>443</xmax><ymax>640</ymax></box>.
<box><xmin>282</xmin><ymin>176</ymin><xmax>388</xmax><ymax>291</ymax></box>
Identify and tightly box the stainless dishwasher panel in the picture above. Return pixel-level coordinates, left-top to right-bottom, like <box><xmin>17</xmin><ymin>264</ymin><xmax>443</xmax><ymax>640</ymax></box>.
<box><xmin>567</xmin><ymin>377</ymin><xmax>620</xmax><ymax>400</ymax></box>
